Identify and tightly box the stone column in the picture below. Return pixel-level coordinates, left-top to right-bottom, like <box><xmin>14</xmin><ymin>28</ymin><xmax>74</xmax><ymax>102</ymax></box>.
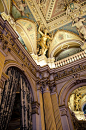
<box><xmin>32</xmin><ymin>101</ymin><xmax>40</xmax><ymax>130</ymax></box>
<box><xmin>59</xmin><ymin>105</ymin><xmax>70</xmax><ymax>130</ymax></box>
<box><xmin>43</xmin><ymin>84</ymin><xmax>56</xmax><ymax>130</ymax></box>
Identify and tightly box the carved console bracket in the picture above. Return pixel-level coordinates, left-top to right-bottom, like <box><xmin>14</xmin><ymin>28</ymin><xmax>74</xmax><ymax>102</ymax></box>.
<box><xmin>31</xmin><ymin>101</ymin><xmax>40</xmax><ymax>115</ymax></box>
<box><xmin>59</xmin><ymin>105</ymin><xmax>67</xmax><ymax>116</ymax></box>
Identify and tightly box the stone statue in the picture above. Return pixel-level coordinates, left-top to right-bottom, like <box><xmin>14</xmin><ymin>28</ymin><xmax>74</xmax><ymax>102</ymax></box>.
<box><xmin>72</xmin><ymin>17</ymin><xmax>86</xmax><ymax>40</ymax></box>
<box><xmin>38</xmin><ymin>25</ymin><xmax>52</xmax><ymax>55</ymax></box>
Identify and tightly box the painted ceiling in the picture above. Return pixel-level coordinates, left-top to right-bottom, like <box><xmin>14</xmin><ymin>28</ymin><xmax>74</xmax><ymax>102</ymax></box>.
<box><xmin>7</xmin><ymin>0</ymin><xmax>86</xmax><ymax>36</ymax></box>
<box><xmin>0</xmin><ymin>0</ymin><xmax>86</xmax><ymax>58</ymax></box>
<box><xmin>1</xmin><ymin>0</ymin><xmax>86</xmax><ymax>32</ymax></box>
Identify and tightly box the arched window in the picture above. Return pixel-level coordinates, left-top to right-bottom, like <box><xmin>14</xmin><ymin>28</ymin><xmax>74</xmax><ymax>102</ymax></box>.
<box><xmin>0</xmin><ymin>67</ymin><xmax>33</xmax><ymax>130</ymax></box>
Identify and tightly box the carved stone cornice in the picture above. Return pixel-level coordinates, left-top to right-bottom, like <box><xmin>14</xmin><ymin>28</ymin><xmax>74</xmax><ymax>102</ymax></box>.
<box><xmin>0</xmin><ymin>16</ymin><xmax>38</xmax><ymax>78</ymax></box>
<box><xmin>36</xmin><ymin>61</ymin><xmax>86</xmax><ymax>85</ymax></box>
<box><xmin>54</xmin><ymin>62</ymin><xmax>86</xmax><ymax>81</ymax></box>
<box><xmin>1</xmin><ymin>16</ymin><xmax>86</xmax><ymax>89</ymax></box>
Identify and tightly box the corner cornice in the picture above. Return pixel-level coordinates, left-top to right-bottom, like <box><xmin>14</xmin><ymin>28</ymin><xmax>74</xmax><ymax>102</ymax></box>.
<box><xmin>0</xmin><ymin>16</ymin><xmax>86</xmax><ymax>91</ymax></box>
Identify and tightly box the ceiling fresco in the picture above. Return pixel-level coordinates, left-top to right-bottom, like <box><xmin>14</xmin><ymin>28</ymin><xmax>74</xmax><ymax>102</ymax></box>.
<box><xmin>51</xmin><ymin>0</ymin><xmax>65</xmax><ymax>18</ymax></box>
<box><xmin>35</xmin><ymin>0</ymin><xmax>86</xmax><ymax>20</ymax></box>
<box><xmin>1</xmin><ymin>0</ymin><xmax>86</xmax><ymax>58</ymax></box>
<box><xmin>11</xmin><ymin>0</ymin><xmax>36</xmax><ymax>22</ymax></box>
<box><xmin>1</xmin><ymin>0</ymin><xmax>86</xmax><ymax>33</ymax></box>
<box><xmin>10</xmin><ymin>0</ymin><xmax>86</xmax><ymax>31</ymax></box>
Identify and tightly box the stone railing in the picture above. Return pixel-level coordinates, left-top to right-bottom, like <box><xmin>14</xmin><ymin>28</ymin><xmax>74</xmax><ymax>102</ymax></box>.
<box><xmin>55</xmin><ymin>50</ymin><xmax>86</xmax><ymax>68</ymax></box>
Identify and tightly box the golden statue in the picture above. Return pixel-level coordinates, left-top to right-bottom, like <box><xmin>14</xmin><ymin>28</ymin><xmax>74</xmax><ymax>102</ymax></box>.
<box><xmin>38</xmin><ymin>25</ymin><xmax>52</xmax><ymax>55</ymax></box>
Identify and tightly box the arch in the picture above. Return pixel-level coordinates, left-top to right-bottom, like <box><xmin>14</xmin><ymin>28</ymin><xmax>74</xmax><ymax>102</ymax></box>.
<box><xmin>58</xmin><ymin>77</ymin><xmax>86</xmax><ymax>130</ymax></box>
<box><xmin>49</xmin><ymin>30</ymin><xmax>83</xmax><ymax>58</ymax></box>
<box><xmin>81</xmin><ymin>95</ymin><xmax>86</xmax><ymax>111</ymax></box>
<box><xmin>59</xmin><ymin>77</ymin><xmax>86</xmax><ymax>106</ymax></box>
<box><xmin>3</xmin><ymin>60</ymin><xmax>38</xmax><ymax>102</ymax></box>
<box><xmin>15</xmin><ymin>18</ymin><xmax>37</xmax><ymax>54</ymax></box>
<box><xmin>0</xmin><ymin>66</ymin><xmax>33</xmax><ymax>130</ymax></box>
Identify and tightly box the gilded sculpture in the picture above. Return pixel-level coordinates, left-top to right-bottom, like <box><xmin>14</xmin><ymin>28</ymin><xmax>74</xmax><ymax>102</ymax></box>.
<box><xmin>74</xmin><ymin>90</ymin><xmax>82</xmax><ymax>111</ymax></box>
<box><xmin>38</xmin><ymin>25</ymin><xmax>53</xmax><ymax>55</ymax></box>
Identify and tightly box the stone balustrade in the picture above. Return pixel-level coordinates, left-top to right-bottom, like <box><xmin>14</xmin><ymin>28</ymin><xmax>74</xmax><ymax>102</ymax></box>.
<box><xmin>55</xmin><ymin>50</ymin><xmax>86</xmax><ymax>68</ymax></box>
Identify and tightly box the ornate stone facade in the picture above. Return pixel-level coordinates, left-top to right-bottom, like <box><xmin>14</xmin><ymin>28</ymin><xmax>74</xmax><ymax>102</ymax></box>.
<box><xmin>0</xmin><ymin>3</ymin><xmax>86</xmax><ymax>129</ymax></box>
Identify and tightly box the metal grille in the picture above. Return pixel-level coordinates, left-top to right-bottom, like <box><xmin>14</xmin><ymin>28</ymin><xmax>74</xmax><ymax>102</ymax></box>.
<box><xmin>0</xmin><ymin>67</ymin><xmax>32</xmax><ymax>130</ymax></box>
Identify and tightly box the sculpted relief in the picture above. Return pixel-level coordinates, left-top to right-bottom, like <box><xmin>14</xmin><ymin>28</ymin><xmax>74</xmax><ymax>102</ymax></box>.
<box><xmin>72</xmin><ymin>17</ymin><xmax>86</xmax><ymax>49</ymax></box>
<box><xmin>72</xmin><ymin>17</ymin><xmax>86</xmax><ymax>40</ymax></box>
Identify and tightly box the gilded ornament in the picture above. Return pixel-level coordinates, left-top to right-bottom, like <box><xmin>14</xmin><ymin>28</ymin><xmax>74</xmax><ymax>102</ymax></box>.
<box><xmin>38</xmin><ymin>24</ymin><xmax>53</xmax><ymax>55</ymax></box>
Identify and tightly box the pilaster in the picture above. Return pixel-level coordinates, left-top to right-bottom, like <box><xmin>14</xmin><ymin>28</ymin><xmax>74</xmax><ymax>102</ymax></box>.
<box><xmin>0</xmin><ymin>72</ymin><xmax>9</xmax><ymax>105</ymax></box>
<box><xmin>43</xmin><ymin>84</ymin><xmax>56</xmax><ymax>130</ymax></box>
<box><xmin>51</xmin><ymin>90</ymin><xmax>63</xmax><ymax>130</ymax></box>
<box><xmin>0</xmin><ymin>52</ymin><xmax>5</xmax><ymax>79</ymax></box>
<box><xmin>32</xmin><ymin>101</ymin><xmax>40</xmax><ymax>130</ymax></box>
<box><xmin>59</xmin><ymin>105</ymin><xmax>70</xmax><ymax>130</ymax></box>
<box><xmin>37</xmin><ymin>84</ymin><xmax>45</xmax><ymax>130</ymax></box>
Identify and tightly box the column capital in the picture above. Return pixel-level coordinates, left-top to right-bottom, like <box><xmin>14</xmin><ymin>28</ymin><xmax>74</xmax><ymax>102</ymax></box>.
<box><xmin>36</xmin><ymin>80</ymin><xmax>50</xmax><ymax>93</ymax></box>
<box><xmin>32</xmin><ymin>101</ymin><xmax>40</xmax><ymax>115</ymax></box>
<box><xmin>50</xmin><ymin>82</ymin><xmax>57</xmax><ymax>94</ymax></box>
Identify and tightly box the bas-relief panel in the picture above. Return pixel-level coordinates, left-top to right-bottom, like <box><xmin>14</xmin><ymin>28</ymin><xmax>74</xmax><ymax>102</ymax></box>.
<box><xmin>11</xmin><ymin>0</ymin><xmax>36</xmax><ymax>22</ymax></box>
